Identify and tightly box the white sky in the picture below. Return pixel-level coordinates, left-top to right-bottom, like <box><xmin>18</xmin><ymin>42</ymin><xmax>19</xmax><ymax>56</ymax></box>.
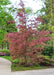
<box><xmin>10</xmin><ymin>0</ymin><xmax>43</xmax><ymax>12</ymax></box>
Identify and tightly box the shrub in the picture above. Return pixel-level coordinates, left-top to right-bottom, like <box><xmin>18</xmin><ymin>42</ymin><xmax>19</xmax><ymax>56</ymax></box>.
<box><xmin>5</xmin><ymin>0</ymin><xmax>50</xmax><ymax>65</ymax></box>
<box><xmin>42</xmin><ymin>44</ymin><xmax>53</xmax><ymax>58</ymax></box>
<box><xmin>0</xmin><ymin>49</ymin><xmax>10</xmax><ymax>56</ymax></box>
<box><xmin>52</xmin><ymin>55</ymin><xmax>54</xmax><ymax>60</ymax></box>
<box><xmin>33</xmin><ymin>63</ymin><xmax>40</xmax><ymax>67</ymax></box>
<box><xmin>0</xmin><ymin>52</ymin><xmax>6</xmax><ymax>56</ymax></box>
<box><xmin>39</xmin><ymin>56</ymin><xmax>54</xmax><ymax>66</ymax></box>
<box><xmin>12</xmin><ymin>59</ymin><xmax>19</xmax><ymax>64</ymax></box>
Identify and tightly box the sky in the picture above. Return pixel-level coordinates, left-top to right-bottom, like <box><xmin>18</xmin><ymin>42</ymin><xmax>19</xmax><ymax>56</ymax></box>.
<box><xmin>9</xmin><ymin>0</ymin><xmax>44</xmax><ymax>25</ymax></box>
<box><xmin>10</xmin><ymin>0</ymin><xmax>44</xmax><ymax>12</ymax></box>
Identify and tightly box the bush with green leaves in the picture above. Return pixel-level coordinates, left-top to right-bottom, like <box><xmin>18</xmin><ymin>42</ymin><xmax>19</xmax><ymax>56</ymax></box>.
<box><xmin>0</xmin><ymin>49</ymin><xmax>10</xmax><ymax>56</ymax></box>
<box><xmin>38</xmin><ymin>56</ymin><xmax>54</xmax><ymax>66</ymax></box>
<box><xmin>42</xmin><ymin>40</ymin><xmax>53</xmax><ymax>58</ymax></box>
<box><xmin>52</xmin><ymin>55</ymin><xmax>54</xmax><ymax>60</ymax></box>
<box><xmin>12</xmin><ymin>59</ymin><xmax>19</xmax><ymax>64</ymax></box>
<box><xmin>42</xmin><ymin>45</ymin><xmax>53</xmax><ymax>58</ymax></box>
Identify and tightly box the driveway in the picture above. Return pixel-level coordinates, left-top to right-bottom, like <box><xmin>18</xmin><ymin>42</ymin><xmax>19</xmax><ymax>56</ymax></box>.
<box><xmin>12</xmin><ymin>68</ymin><xmax>54</xmax><ymax>75</ymax></box>
<box><xmin>0</xmin><ymin>57</ymin><xmax>11</xmax><ymax>75</ymax></box>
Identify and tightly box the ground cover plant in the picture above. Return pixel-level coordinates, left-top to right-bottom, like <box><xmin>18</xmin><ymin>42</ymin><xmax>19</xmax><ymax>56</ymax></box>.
<box><xmin>5</xmin><ymin>0</ymin><xmax>50</xmax><ymax>68</ymax></box>
<box><xmin>1</xmin><ymin>56</ymin><xmax>11</xmax><ymax>61</ymax></box>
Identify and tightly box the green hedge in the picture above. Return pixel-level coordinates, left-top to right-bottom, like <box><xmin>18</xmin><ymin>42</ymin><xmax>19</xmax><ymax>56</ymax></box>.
<box><xmin>0</xmin><ymin>49</ymin><xmax>10</xmax><ymax>56</ymax></box>
<box><xmin>42</xmin><ymin>45</ymin><xmax>53</xmax><ymax>58</ymax></box>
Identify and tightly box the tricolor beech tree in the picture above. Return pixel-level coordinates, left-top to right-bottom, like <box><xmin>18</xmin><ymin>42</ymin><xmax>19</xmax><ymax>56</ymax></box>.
<box><xmin>5</xmin><ymin>0</ymin><xmax>50</xmax><ymax>65</ymax></box>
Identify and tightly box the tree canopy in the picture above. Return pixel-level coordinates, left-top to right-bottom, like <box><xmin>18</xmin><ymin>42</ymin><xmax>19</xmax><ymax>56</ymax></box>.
<box><xmin>0</xmin><ymin>0</ymin><xmax>17</xmax><ymax>49</ymax></box>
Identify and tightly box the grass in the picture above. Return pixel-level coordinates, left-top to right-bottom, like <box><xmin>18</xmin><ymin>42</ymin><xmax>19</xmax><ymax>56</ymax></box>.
<box><xmin>1</xmin><ymin>56</ymin><xmax>11</xmax><ymax>61</ymax></box>
<box><xmin>11</xmin><ymin>63</ymin><xmax>46</xmax><ymax>71</ymax></box>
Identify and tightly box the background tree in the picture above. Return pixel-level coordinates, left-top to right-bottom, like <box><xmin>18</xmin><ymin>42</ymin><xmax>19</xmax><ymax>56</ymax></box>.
<box><xmin>34</xmin><ymin>0</ymin><xmax>54</xmax><ymax>31</ymax></box>
<box><xmin>33</xmin><ymin>0</ymin><xmax>54</xmax><ymax>56</ymax></box>
<box><xmin>0</xmin><ymin>0</ymin><xmax>17</xmax><ymax>49</ymax></box>
<box><xmin>42</xmin><ymin>0</ymin><xmax>54</xmax><ymax>53</ymax></box>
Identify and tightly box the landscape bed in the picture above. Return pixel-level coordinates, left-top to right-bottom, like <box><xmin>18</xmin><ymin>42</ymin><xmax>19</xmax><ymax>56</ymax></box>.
<box><xmin>1</xmin><ymin>56</ymin><xmax>54</xmax><ymax>71</ymax></box>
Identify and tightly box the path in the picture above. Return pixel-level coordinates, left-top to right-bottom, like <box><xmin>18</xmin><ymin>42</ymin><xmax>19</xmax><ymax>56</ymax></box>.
<box><xmin>0</xmin><ymin>57</ymin><xmax>11</xmax><ymax>75</ymax></box>
<box><xmin>12</xmin><ymin>68</ymin><xmax>54</xmax><ymax>75</ymax></box>
<box><xmin>0</xmin><ymin>57</ymin><xmax>54</xmax><ymax>75</ymax></box>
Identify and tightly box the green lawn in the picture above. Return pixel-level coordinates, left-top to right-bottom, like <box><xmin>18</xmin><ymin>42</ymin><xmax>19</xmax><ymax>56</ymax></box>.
<box><xmin>11</xmin><ymin>63</ymin><xmax>46</xmax><ymax>71</ymax></box>
<box><xmin>1</xmin><ymin>56</ymin><xmax>11</xmax><ymax>61</ymax></box>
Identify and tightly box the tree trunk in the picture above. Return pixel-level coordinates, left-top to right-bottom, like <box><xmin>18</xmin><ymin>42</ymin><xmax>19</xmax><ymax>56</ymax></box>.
<box><xmin>2</xmin><ymin>42</ymin><xmax>3</xmax><ymax>49</ymax></box>
<box><xmin>6</xmin><ymin>42</ymin><xmax>9</xmax><ymax>49</ymax></box>
<box><xmin>24</xmin><ymin>56</ymin><xmax>27</xmax><ymax>64</ymax></box>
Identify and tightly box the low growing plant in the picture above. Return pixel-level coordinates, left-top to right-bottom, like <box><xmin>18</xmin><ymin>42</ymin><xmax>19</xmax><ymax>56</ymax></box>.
<box><xmin>39</xmin><ymin>56</ymin><xmax>54</xmax><ymax>66</ymax></box>
<box><xmin>0</xmin><ymin>49</ymin><xmax>10</xmax><ymax>56</ymax></box>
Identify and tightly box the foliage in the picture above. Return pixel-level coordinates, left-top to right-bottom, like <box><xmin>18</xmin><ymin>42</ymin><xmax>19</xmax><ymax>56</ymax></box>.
<box><xmin>36</xmin><ymin>0</ymin><xmax>54</xmax><ymax>32</ymax></box>
<box><xmin>0</xmin><ymin>49</ymin><xmax>10</xmax><ymax>56</ymax></box>
<box><xmin>52</xmin><ymin>55</ymin><xmax>54</xmax><ymax>60</ymax></box>
<box><xmin>25</xmin><ymin>7</ymin><xmax>33</xmax><ymax>14</ymax></box>
<box><xmin>0</xmin><ymin>49</ymin><xmax>9</xmax><ymax>53</ymax></box>
<box><xmin>0</xmin><ymin>52</ymin><xmax>6</xmax><ymax>56</ymax></box>
<box><xmin>39</xmin><ymin>56</ymin><xmax>54</xmax><ymax>66</ymax></box>
<box><xmin>1</xmin><ymin>56</ymin><xmax>11</xmax><ymax>61</ymax></box>
<box><xmin>42</xmin><ymin>45</ymin><xmax>53</xmax><ymax>58</ymax></box>
<box><xmin>12</xmin><ymin>59</ymin><xmax>19</xmax><ymax>64</ymax></box>
<box><xmin>35</xmin><ymin>0</ymin><xmax>54</xmax><ymax>54</ymax></box>
<box><xmin>0</xmin><ymin>0</ymin><xmax>11</xmax><ymax>5</ymax></box>
<box><xmin>0</xmin><ymin>0</ymin><xmax>17</xmax><ymax>49</ymax></box>
<box><xmin>5</xmin><ymin>0</ymin><xmax>50</xmax><ymax>65</ymax></box>
<box><xmin>42</xmin><ymin>40</ymin><xmax>53</xmax><ymax>58</ymax></box>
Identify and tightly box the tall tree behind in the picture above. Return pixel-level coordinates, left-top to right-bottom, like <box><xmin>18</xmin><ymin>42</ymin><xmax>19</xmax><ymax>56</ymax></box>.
<box><xmin>43</xmin><ymin>0</ymin><xmax>54</xmax><ymax>53</ymax></box>
<box><xmin>35</xmin><ymin>0</ymin><xmax>54</xmax><ymax>53</ymax></box>
<box><xmin>0</xmin><ymin>0</ymin><xmax>17</xmax><ymax>49</ymax></box>
<box><xmin>50</xmin><ymin>0</ymin><xmax>54</xmax><ymax>53</ymax></box>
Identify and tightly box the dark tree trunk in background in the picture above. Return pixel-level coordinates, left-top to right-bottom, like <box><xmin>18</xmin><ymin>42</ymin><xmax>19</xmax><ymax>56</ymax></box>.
<box><xmin>2</xmin><ymin>42</ymin><xmax>3</xmax><ymax>49</ymax></box>
<box><xmin>6</xmin><ymin>42</ymin><xmax>9</xmax><ymax>49</ymax></box>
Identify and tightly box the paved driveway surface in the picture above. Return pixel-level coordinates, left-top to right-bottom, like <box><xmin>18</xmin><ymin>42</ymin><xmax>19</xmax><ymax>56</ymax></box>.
<box><xmin>12</xmin><ymin>68</ymin><xmax>54</xmax><ymax>75</ymax></box>
<box><xmin>0</xmin><ymin>57</ymin><xmax>11</xmax><ymax>75</ymax></box>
